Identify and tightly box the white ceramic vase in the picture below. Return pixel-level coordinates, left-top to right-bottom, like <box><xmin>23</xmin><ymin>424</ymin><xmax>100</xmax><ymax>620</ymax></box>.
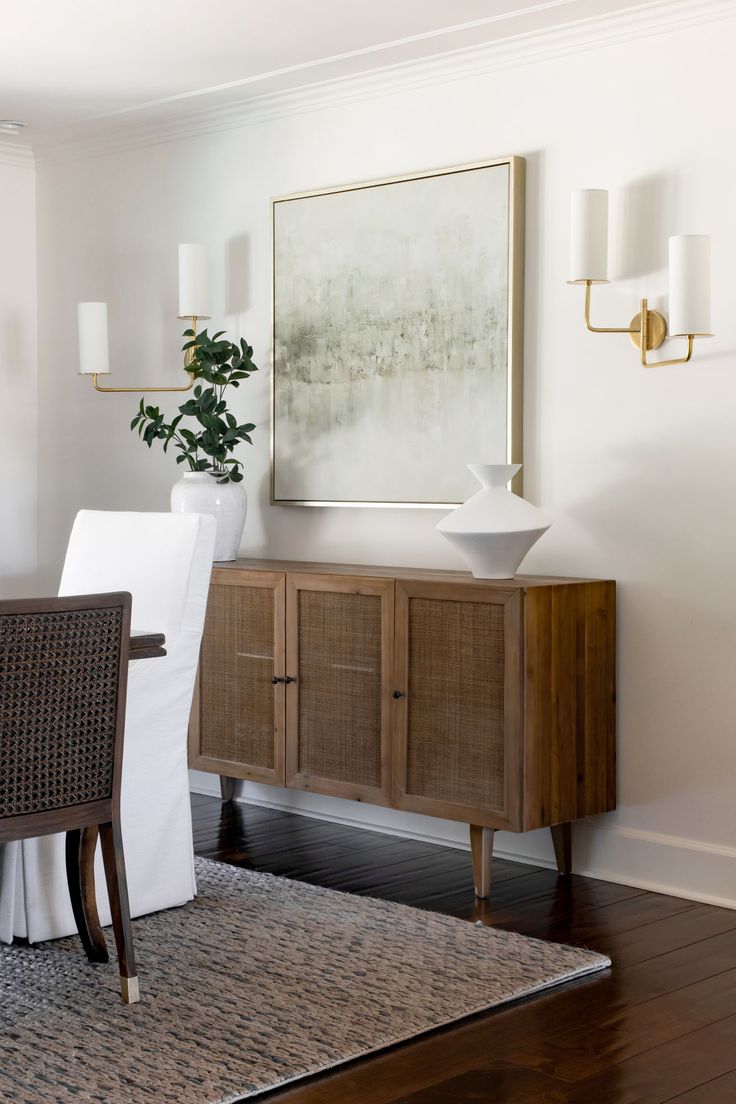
<box><xmin>436</xmin><ymin>464</ymin><xmax>551</xmax><ymax>579</ymax></box>
<box><xmin>171</xmin><ymin>472</ymin><xmax>247</xmax><ymax>562</ymax></box>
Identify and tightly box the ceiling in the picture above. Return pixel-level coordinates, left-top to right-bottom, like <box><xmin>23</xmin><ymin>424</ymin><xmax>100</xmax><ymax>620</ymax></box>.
<box><xmin>0</xmin><ymin>0</ymin><xmax>676</xmax><ymax>147</ymax></box>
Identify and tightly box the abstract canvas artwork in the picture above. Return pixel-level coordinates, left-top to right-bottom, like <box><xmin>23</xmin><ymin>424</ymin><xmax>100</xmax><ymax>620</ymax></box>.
<box><xmin>272</xmin><ymin>157</ymin><xmax>524</xmax><ymax>506</ymax></box>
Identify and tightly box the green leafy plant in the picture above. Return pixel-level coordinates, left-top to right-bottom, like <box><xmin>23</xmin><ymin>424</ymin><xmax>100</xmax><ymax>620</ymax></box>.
<box><xmin>130</xmin><ymin>328</ymin><xmax>257</xmax><ymax>483</ymax></box>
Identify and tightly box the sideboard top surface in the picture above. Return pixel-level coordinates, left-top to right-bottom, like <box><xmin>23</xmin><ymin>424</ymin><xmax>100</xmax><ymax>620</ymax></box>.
<box><xmin>213</xmin><ymin>558</ymin><xmax>613</xmax><ymax>589</ymax></box>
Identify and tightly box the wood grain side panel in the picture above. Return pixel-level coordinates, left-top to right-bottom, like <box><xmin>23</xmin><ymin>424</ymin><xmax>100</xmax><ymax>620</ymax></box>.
<box><xmin>523</xmin><ymin>587</ymin><xmax>552</xmax><ymax>829</ymax></box>
<box><xmin>503</xmin><ymin>591</ymin><xmax>524</xmax><ymax>831</ymax></box>
<box><xmin>550</xmin><ymin>584</ymin><xmax>579</xmax><ymax>824</ymax></box>
<box><xmin>584</xmin><ymin>580</ymin><xmax>617</xmax><ymax>816</ymax></box>
<box><xmin>523</xmin><ymin>581</ymin><xmax>616</xmax><ymax>830</ymax></box>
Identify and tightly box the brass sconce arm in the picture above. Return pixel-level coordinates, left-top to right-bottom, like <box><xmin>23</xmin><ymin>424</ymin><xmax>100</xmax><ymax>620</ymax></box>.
<box><xmin>582</xmin><ymin>280</ymin><xmax>640</xmax><ymax>335</ymax></box>
<box><xmin>573</xmin><ymin>281</ymin><xmax>670</xmax><ymax>358</ymax></box>
<box><xmin>92</xmin><ymin>372</ymin><xmax>194</xmax><ymax>394</ymax></box>
<box><xmin>639</xmin><ymin>301</ymin><xmax>695</xmax><ymax>367</ymax></box>
<box><xmin>576</xmin><ymin>284</ymin><xmax>700</xmax><ymax>366</ymax></box>
<box><xmin>86</xmin><ymin>316</ymin><xmax>200</xmax><ymax>394</ymax></box>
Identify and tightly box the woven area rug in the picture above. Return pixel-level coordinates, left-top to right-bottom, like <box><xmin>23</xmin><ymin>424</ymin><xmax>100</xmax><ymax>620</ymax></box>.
<box><xmin>0</xmin><ymin>857</ymin><xmax>609</xmax><ymax>1103</ymax></box>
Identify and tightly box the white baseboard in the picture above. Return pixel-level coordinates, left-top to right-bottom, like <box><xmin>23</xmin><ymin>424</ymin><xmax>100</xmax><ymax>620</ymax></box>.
<box><xmin>189</xmin><ymin>771</ymin><xmax>736</xmax><ymax>910</ymax></box>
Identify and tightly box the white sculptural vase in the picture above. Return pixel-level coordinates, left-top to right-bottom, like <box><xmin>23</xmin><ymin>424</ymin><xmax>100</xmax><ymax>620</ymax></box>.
<box><xmin>436</xmin><ymin>464</ymin><xmax>551</xmax><ymax>579</ymax></box>
<box><xmin>171</xmin><ymin>471</ymin><xmax>247</xmax><ymax>562</ymax></box>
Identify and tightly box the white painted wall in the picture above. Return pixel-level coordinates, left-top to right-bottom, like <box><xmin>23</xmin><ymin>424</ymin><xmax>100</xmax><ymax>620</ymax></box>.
<box><xmin>0</xmin><ymin>153</ymin><xmax>37</xmax><ymax>597</ymax></box>
<box><xmin>34</xmin><ymin>10</ymin><xmax>736</xmax><ymax>906</ymax></box>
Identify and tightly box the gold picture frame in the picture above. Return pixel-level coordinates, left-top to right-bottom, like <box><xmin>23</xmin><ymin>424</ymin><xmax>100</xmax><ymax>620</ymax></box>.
<box><xmin>270</xmin><ymin>156</ymin><xmax>523</xmax><ymax>507</ymax></box>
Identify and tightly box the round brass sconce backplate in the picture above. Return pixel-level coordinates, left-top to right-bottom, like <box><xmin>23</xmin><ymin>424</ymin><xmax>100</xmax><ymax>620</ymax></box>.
<box><xmin>629</xmin><ymin>309</ymin><xmax>668</xmax><ymax>351</ymax></box>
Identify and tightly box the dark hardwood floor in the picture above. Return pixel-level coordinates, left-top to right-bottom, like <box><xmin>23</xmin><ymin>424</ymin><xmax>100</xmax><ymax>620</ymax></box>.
<box><xmin>192</xmin><ymin>793</ymin><xmax>736</xmax><ymax>1103</ymax></box>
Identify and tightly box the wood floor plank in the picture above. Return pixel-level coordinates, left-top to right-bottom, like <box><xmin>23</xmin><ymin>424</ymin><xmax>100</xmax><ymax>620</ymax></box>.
<box><xmin>389</xmin><ymin>1065</ymin><xmax>573</xmax><ymax>1103</ymax></box>
<box><xmin>505</xmin><ymin>966</ymin><xmax>736</xmax><ymax>1082</ymax></box>
<box><xmin>663</xmin><ymin>1069</ymin><xmax>736</xmax><ymax>1102</ymax></box>
<box><xmin>598</xmin><ymin>903</ymin><xmax>736</xmax><ymax>967</ymax></box>
<box><xmin>560</xmin><ymin>1015</ymin><xmax>736</xmax><ymax>1104</ymax></box>
<box><xmin>489</xmin><ymin>892</ymin><xmax>699</xmax><ymax>951</ymax></box>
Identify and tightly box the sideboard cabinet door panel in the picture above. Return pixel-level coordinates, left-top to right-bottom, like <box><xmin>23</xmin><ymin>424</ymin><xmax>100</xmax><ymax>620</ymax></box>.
<box><xmin>393</xmin><ymin>582</ymin><xmax>522</xmax><ymax>829</ymax></box>
<box><xmin>190</xmin><ymin>571</ymin><xmax>286</xmax><ymax>785</ymax></box>
<box><xmin>285</xmin><ymin>574</ymin><xmax>394</xmax><ymax>804</ymax></box>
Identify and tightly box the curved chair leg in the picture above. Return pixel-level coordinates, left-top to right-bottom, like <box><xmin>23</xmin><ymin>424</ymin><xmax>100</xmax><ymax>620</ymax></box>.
<box><xmin>65</xmin><ymin>827</ymin><xmax>109</xmax><ymax>964</ymax></box>
<box><xmin>99</xmin><ymin>820</ymin><xmax>139</xmax><ymax>1004</ymax></box>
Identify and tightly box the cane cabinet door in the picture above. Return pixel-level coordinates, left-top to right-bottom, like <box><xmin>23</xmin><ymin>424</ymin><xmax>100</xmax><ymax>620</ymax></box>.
<box><xmin>190</xmin><ymin>570</ymin><xmax>286</xmax><ymax>785</ymax></box>
<box><xmin>392</xmin><ymin>581</ymin><xmax>523</xmax><ymax>830</ymax></box>
<box><xmin>285</xmin><ymin>574</ymin><xmax>394</xmax><ymax>804</ymax></box>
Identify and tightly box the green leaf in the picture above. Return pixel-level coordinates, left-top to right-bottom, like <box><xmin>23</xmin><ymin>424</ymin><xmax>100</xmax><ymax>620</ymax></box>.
<box><xmin>131</xmin><ymin>327</ymin><xmax>256</xmax><ymax>478</ymax></box>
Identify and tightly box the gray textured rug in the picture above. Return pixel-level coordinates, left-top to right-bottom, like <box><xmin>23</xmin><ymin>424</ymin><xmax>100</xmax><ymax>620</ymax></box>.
<box><xmin>0</xmin><ymin>857</ymin><xmax>609</xmax><ymax>1103</ymax></box>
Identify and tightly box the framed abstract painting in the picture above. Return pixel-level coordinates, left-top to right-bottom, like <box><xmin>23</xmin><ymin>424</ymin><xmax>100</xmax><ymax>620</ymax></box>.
<box><xmin>271</xmin><ymin>156</ymin><xmax>525</xmax><ymax>507</ymax></box>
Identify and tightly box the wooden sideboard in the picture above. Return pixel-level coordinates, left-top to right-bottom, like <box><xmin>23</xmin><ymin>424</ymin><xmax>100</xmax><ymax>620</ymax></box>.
<box><xmin>189</xmin><ymin>559</ymin><xmax>616</xmax><ymax>897</ymax></box>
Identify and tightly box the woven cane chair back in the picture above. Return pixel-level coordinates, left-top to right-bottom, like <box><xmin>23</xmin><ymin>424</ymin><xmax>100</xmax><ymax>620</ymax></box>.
<box><xmin>0</xmin><ymin>593</ymin><xmax>131</xmax><ymax>825</ymax></box>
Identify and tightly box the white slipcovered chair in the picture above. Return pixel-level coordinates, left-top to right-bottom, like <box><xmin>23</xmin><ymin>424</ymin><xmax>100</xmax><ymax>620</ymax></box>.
<box><xmin>0</xmin><ymin>509</ymin><xmax>216</xmax><ymax>943</ymax></box>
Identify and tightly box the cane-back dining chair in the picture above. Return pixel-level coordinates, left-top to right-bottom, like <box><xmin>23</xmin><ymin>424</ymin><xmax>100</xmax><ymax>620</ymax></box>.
<box><xmin>0</xmin><ymin>592</ymin><xmax>139</xmax><ymax>1004</ymax></box>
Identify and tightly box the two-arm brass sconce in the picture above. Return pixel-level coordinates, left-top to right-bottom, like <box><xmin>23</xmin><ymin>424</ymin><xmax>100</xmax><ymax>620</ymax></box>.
<box><xmin>569</xmin><ymin>190</ymin><xmax>712</xmax><ymax>367</ymax></box>
<box><xmin>77</xmin><ymin>245</ymin><xmax>210</xmax><ymax>393</ymax></box>
<box><xmin>576</xmin><ymin>280</ymin><xmax>695</xmax><ymax>368</ymax></box>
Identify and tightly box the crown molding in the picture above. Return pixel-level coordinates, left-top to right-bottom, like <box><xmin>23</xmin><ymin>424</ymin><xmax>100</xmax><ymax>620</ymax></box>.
<box><xmin>33</xmin><ymin>0</ymin><xmax>736</xmax><ymax>166</ymax></box>
<box><xmin>0</xmin><ymin>142</ymin><xmax>34</xmax><ymax>169</ymax></box>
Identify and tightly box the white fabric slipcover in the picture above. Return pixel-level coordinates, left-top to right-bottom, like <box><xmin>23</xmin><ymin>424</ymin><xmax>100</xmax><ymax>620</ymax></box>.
<box><xmin>0</xmin><ymin>510</ymin><xmax>215</xmax><ymax>944</ymax></box>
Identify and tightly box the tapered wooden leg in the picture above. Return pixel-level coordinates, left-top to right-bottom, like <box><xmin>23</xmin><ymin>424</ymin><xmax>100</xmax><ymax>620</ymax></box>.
<box><xmin>65</xmin><ymin>827</ymin><xmax>109</xmax><ymax>964</ymax></box>
<box><xmin>469</xmin><ymin>825</ymin><xmax>495</xmax><ymax>899</ymax></box>
<box><xmin>551</xmin><ymin>822</ymin><xmax>573</xmax><ymax>874</ymax></box>
<box><xmin>220</xmin><ymin>776</ymin><xmax>237</xmax><ymax>802</ymax></box>
<box><xmin>99</xmin><ymin>820</ymin><xmax>139</xmax><ymax>1004</ymax></box>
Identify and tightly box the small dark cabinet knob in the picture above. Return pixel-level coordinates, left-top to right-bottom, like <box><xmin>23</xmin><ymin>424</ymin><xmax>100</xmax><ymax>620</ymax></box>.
<box><xmin>393</xmin><ymin>690</ymin><xmax>404</xmax><ymax>699</ymax></box>
<box><xmin>271</xmin><ymin>676</ymin><xmax>283</xmax><ymax>684</ymax></box>
<box><xmin>285</xmin><ymin>676</ymin><xmax>296</xmax><ymax>684</ymax></box>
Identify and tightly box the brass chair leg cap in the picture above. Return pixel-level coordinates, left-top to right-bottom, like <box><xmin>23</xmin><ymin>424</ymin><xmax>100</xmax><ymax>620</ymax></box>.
<box><xmin>121</xmin><ymin>975</ymin><xmax>140</xmax><ymax>1004</ymax></box>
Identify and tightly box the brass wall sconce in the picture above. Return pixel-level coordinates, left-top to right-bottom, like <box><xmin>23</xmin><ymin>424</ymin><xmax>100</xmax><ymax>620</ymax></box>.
<box><xmin>569</xmin><ymin>190</ymin><xmax>712</xmax><ymax>367</ymax></box>
<box><xmin>77</xmin><ymin>244</ymin><xmax>210</xmax><ymax>393</ymax></box>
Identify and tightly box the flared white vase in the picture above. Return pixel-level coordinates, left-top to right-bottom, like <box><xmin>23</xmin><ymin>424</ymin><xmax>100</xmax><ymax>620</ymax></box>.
<box><xmin>436</xmin><ymin>464</ymin><xmax>551</xmax><ymax>579</ymax></box>
<box><xmin>171</xmin><ymin>472</ymin><xmax>247</xmax><ymax>562</ymax></box>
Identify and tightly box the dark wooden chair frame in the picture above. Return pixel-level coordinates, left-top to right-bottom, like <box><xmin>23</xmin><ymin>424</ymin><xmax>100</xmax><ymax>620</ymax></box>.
<box><xmin>0</xmin><ymin>592</ymin><xmax>139</xmax><ymax>1004</ymax></box>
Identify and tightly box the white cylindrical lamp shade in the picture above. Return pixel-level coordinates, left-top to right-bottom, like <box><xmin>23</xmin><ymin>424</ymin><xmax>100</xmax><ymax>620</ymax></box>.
<box><xmin>178</xmin><ymin>243</ymin><xmax>210</xmax><ymax>318</ymax></box>
<box><xmin>669</xmin><ymin>235</ymin><xmax>711</xmax><ymax>336</ymax></box>
<box><xmin>77</xmin><ymin>302</ymin><xmax>110</xmax><ymax>375</ymax></box>
<box><xmin>569</xmin><ymin>189</ymin><xmax>609</xmax><ymax>282</ymax></box>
